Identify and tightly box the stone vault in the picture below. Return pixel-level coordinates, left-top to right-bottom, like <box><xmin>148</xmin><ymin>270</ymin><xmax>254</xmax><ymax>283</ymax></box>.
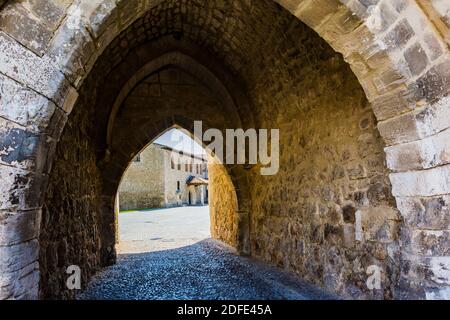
<box><xmin>0</xmin><ymin>0</ymin><xmax>449</xmax><ymax>300</ymax></box>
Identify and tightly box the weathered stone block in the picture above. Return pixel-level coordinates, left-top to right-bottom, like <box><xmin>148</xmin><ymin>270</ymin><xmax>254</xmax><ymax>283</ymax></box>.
<box><xmin>382</xmin><ymin>19</ymin><xmax>414</xmax><ymax>51</ymax></box>
<box><xmin>0</xmin><ymin>32</ymin><xmax>72</xmax><ymax>107</ymax></box>
<box><xmin>357</xmin><ymin>206</ymin><xmax>400</xmax><ymax>243</ymax></box>
<box><xmin>415</xmin><ymin>94</ymin><xmax>450</xmax><ymax>138</ymax></box>
<box><xmin>0</xmin><ymin>117</ymin><xmax>58</xmax><ymax>175</ymax></box>
<box><xmin>415</xmin><ymin>59</ymin><xmax>450</xmax><ymax>102</ymax></box>
<box><xmin>0</xmin><ymin>260</ymin><xmax>39</xmax><ymax>300</ymax></box>
<box><xmin>402</xmin><ymin>255</ymin><xmax>450</xmax><ymax>290</ymax></box>
<box><xmin>423</xmin><ymin>32</ymin><xmax>444</xmax><ymax>61</ymax></box>
<box><xmin>33</xmin><ymin>0</ymin><xmax>74</xmax><ymax>25</ymax></box>
<box><xmin>378</xmin><ymin>112</ymin><xmax>420</xmax><ymax>146</ymax></box>
<box><xmin>47</xmin><ymin>18</ymin><xmax>96</xmax><ymax>86</ymax></box>
<box><xmin>426</xmin><ymin>256</ymin><xmax>450</xmax><ymax>290</ymax></box>
<box><xmin>426</xmin><ymin>287</ymin><xmax>450</xmax><ymax>300</ymax></box>
<box><xmin>0</xmin><ymin>210</ymin><xmax>41</xmax><ymax>246</ymax></box>
<box><xmin>370</xmin><ymin>86</ymin><xmax>416</xmax><ymax>120</ymax></box>
<box><xmin>294</xmin><ymin>0</ymin><xmax>342</xmax><ymax>29</ymax></box>
<box><xmin>396</xmin><ymin>195</ymin><xmax>450</xmax><ymax>230</ymax></box>
<box><xmin>343</xmin><ymin>223</ymin><xmax>355</xmax><ymax>248</ymax></box>
<box><xmin>117</xmin><ymin>0</ymin><xmax>146</xmax><ymax>29</ymax></box>
<box><xmin>402</xmin><ymin>226</ymin><xmax>450</xmax><ymax>255</ymax></box>
<box><xmin>0</xmin><ymin>74</ymin><xmax>57</xmax><ymax>133</ymax></box>
<box><xmin>390</xmin><ymin>164</ymin><xmax>450</xmax><ymax>197</ymax></box>
<box><xmin>378</xmin><ymin>93</ymin><xmax>450</xmax><ymax>146</ymax></box>
<box><xmin>372</xmin><ymin>67</ymin><xmax>406</xmax><ymax>95</ymax></box>
<box><xmin>367</xmin><ymin>178</ymin><xmax>394</xmax><ymax>206</ymax></box>
<box><xmin>385</xmin><ymin>127</ymin><xmax>450</xmax><ymax>172</ymax></box>
<box><xmin>0</xmin><ymin>118</ymin><xmax>38</xmax><ymax>169</ymax></box>
<box><xmin>0</xmin><ymin>164</ymin><xmax>47</xmax><ymax>211</ymax></box>
<box><xmin>364</xmin><ymin>0</ymin><xmax>398</xmax><ymax>33</ymax></box>
<box><xmin>0</xmin><ymin>239</ymin><xmax>38</xmax><ymax>274</ymax></box>
<box><xmin>404</xmin><ymin>43</ymin><xmax>429</xmax><ymax>76</ymax></box>
<box><xmin>0</xmin><ymin>2</ymin><xmax>54</xmax><ymax>55</ymax></box>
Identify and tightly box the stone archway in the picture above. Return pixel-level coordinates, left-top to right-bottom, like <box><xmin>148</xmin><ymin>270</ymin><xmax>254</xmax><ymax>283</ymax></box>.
<box><xmin>0</xmin><ymin>0</ymin><xmax>449</xmax><ymax>300</ymax></box>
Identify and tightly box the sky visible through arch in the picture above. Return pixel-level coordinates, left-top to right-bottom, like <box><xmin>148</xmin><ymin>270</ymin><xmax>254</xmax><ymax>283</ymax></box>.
<box><xmin>154</xmin><ymin>128</ymin><xmax>205</xmax><ymax>155</ymax></box>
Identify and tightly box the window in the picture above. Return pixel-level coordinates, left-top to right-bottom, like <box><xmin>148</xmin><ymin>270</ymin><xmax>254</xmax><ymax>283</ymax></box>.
<box><xmin>189</xmin><ymin>163</ymin><xmax>193</xmax><ymax>172</ymax></box>
<box><xmin>177</xmin><ymin>181</ymin><xmax>180</xmax><ymax>190</ymax></box>
<box><xmin>133</xmin><ymin>153</ymin><xmax>141</xmax><ymax>163</ymax></box>
<box><xmin>171</xmin><ymin>158</ymin><xmax>175</xmax><ymax>170</ymax></box>
<box><xmin>177</xmin><ymin>162</ymin><xmax>181</xmax><ymax>171</ymax></box>
<box><xmin>185</xmin><ymin>163</ymin><xmax>189</xmax><ymax>172</ymax></box>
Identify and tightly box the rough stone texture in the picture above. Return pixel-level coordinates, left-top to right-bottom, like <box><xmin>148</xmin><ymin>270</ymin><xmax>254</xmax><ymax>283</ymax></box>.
<box><xmin>390</xmin><ymin>164</ymin><xmax>450</xmax><ymax>197</ymax></box>
<box><xmin>209</xmin><ymin>161</ymin><xmax>239</xmax><ymax>249</ymax></box>
<box><xmin>39</xmin><ymin>86</ymin><xmax>103</xmax><ymax>300</ymax></box>
<box><xmin>0</xmin><ymin>0</ymin><xmax>449</xmax><ymax>300</ymax></box>
<box><xmin>73</xmin><ymin>1</ymin><xmax>399</xmax><ymax>299</ymax></box>
<box><xmin>243</xmin><ymin>27</ymin><xmax>400</xmax><ymax>298</ymax></box>
<box><xmin>0</xmin><ymin>240</ymin><xmax>39</xmax><ymax>299</ymax></box>
<box><xmin>0</xmin><ymin>210</ymin><xmax>41</xmax><ymax>246</ymax></box>
<box><xmin>0</xmin><ymin>0</ymin><xmax>73</xmax><ymax>56</ymax></box>
<box><xmin>385</xmin><ymin>127</ymin><xmax>450</xmax><ymax>172</ymax></box>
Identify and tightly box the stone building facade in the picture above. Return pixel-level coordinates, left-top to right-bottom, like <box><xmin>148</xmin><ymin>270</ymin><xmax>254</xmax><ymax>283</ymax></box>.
<box><xmin>118</xmin><ymin>143</ymin><xmax>208</xmax><ymax>211</ymax></box>
<box><xmin>0</xmin><ymin>0</ymin><xmax>450</xmax><ymax>300</ymax></box>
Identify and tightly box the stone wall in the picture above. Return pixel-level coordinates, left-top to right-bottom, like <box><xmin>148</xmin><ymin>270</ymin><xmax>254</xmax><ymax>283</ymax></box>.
<box><xmin>37</xmin><ymin>56</ymin><xmax>233</xmax><ymax>297</ymax></box>
<box><xmin>246</xmin><ymin>40</ymin><xmax>400</xmax><ymax>298</ymax></box>
<box><xmin>118</xmin><ymin>144</ymin><xmax>165</xmax><ymax>211</ymax></box>
<box><xmin>40</xmin><ymin>88</ymin><xmax>103</xmax><ymax>300</ymax></box>
<box><xmin>209</xmin><ymin>160</ymin><xmax>239</xmax><ymax>248</ymax></box>
<box><xmin>1</xmin><ymin>0</ymin><xmax>450</xmax><ymax>300</ymax></box>
<box><xmin>243</xmin><ymin>21</ymin><xmax>398</xmax><ymax>299</ymax></box>
<box><xmin>36</xmin><ymin>2</ymin><xmax>402</xmax><ymax>300</ymax></box>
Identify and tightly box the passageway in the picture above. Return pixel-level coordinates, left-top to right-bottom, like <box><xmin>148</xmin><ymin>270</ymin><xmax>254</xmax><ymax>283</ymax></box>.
<box><xmin>1</xmin><ymin>0</ymin><xmax>450</xmax><ymax>300</ymax></box>
<box><xmin>79</xmin><ymin>207</ymin><xmax>335</xmax><ymax>300</ymax></box>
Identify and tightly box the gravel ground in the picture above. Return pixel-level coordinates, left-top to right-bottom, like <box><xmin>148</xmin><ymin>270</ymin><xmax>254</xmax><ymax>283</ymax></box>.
<box><xmin>78</xmin><ymin>207</ymin><xmax>337</xmax><ymax>300</ymax></box>
<box><xmin>78</xmin><ymin>239</ymin><xmax>337</xmax><ymax>300</ymax></box>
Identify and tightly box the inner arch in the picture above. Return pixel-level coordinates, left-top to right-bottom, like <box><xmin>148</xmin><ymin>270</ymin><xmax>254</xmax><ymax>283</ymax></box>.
<box><xmin>106</xmin><ymin>51</ymin><xmax>252</xmax><ymax>148</ymax></box>
<box><xmin>38</xmin><ymin>0</ymin><xmax>400</xmax><ymax>300</ymax></box>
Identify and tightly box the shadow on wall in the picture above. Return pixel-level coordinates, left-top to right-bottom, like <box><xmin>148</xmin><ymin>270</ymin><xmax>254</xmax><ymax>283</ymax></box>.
<box><xmin>77</xmin><ymin>239</ymin><xmax>338</xmax><ymax>300</ymax></box>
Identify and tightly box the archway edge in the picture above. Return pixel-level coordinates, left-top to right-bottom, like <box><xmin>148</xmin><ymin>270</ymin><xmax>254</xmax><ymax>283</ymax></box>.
<box><xmin>106</xmin><ymin>51</ymin><xmax>249</xmax><ymax>148</ymax></box>
<box><xmin>1</xmin><ymin>0</ymin><xmax>450</xmax><ymax>300</ymax></box>
<box><xmin>101</xmin><ymin>114</ymin><xmax>252</xmax><ymax>259</ymax></box>
<box><xmin>104</xmin><ymin>116</ymin><xmax>251</xmax><ymax>215</ymax></box>
<box><xmin>0</xmin><ymin>0</ymin><xmax>442</xmax><ymax>203</ymax></box>
<box><xmin>0</xmin><ymin>0</ymin><xmax>448</xmax><ymax>167</ymax></box>
<box><xmin>0</xmin><ymin>0</ymin><xmax>450</xmax><ymax>141</ymax></box>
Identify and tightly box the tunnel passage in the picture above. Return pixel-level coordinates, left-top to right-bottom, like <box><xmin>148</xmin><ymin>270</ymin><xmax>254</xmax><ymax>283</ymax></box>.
<box><xmin>39</xmin><ymin>1</ymin><xmax>398</xmax><ymax>299</ymax></box>
<box><xmin>1</xmin><ymin>0</ymin><xmax>450</xmax><ymax>300</ymax></box>
<box><xmin>40</xmin><ymin>61</ymin><xmax>245</xmax><ymax>298</ymax></box>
